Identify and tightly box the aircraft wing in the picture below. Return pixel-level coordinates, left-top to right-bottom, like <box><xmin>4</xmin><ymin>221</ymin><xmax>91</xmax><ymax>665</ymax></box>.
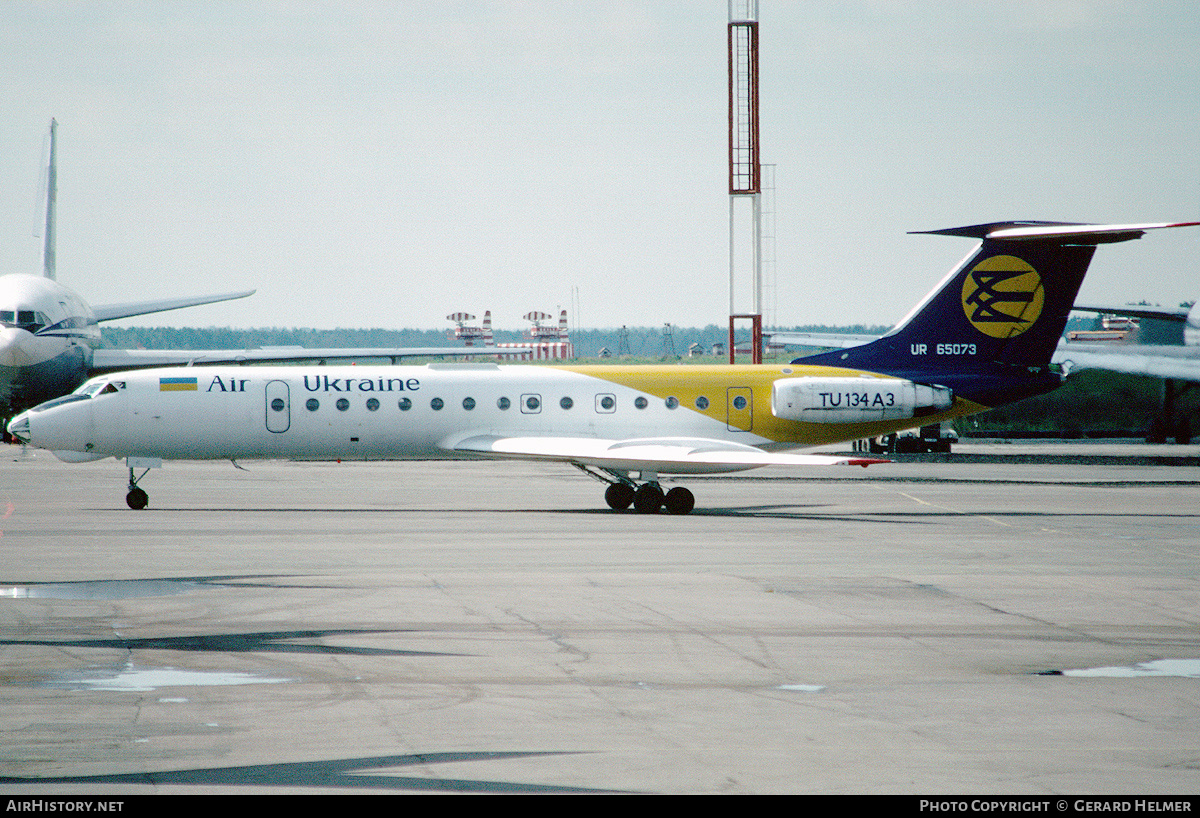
<box><xmin>449</xmin><ymin>434</ymin><xmax>885</xmax><ymax>474</ymax></box>
<box><xmin>1053</xmin><ymin>342</ymin><xmax>1200</xmax><ymax>383</ymax></box>
<box><xmin>92</xmin><ymin>290</ymin><xmax>257</xmax><ymax>322</ymax></box>
<box><xmin>765</xmin><ymin>331</ymin><xmax>879</xmax><ymax>349</ymax></box>
<box><xmin>91</xmin><ymin>346</ymin><xmax>532</xmax><ymax>373</ymax></box>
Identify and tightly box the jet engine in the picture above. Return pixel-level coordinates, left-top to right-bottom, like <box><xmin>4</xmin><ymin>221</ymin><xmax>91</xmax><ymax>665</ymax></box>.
<box><xmin>771</xmin><ymin>376</ymin><xmax>953</xmax><ymax>424</ymax></box>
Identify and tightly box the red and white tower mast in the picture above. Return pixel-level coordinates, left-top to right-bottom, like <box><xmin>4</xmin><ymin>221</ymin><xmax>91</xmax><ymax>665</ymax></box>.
<box><xmin>728</xmin><ymin>1</ymin><xmax>762</xmax><ymax>363</ymax></box>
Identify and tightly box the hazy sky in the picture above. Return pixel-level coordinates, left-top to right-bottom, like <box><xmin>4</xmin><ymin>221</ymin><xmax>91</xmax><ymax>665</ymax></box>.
<box><xmin>1</xmin><ymin>1</ymin><xmax>1197</xmax><ymax>332</ymax></box>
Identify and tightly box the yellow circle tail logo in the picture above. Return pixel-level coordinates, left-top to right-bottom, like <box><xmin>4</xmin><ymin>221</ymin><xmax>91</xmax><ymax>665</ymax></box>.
<box><xmin>961</xmin><ymin>255</ymin><xmax>1045</xmax><ymax>338</ymax></box>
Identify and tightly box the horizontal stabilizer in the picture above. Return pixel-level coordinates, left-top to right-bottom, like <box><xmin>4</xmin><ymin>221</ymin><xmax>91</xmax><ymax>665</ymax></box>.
<box><xmin>912</xmin><ymin>221</ymin><xmax>1200</xmax><ymax>244</ymax></box>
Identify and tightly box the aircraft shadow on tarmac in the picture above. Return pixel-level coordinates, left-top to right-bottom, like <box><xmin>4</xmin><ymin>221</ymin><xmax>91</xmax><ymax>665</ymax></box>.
<box><xmin>0</xmin><ymin>575</ymin><xmax>629</xmax><ymax>793</ymax></box>
<box><xmin>0</xmin><ymin>627</ymin><xmax>457</xmax><ymax>657</ymax></box>
<box><xmin>0</xmin><ymin>577</ymin><xmax>466</xmax><ymax>657</ymax></box>
<box><xmin>0</xmin><ymin>752</ymin><xmax>630</xmax><ymax>793</ymax></box>
<box><xmin>89</xmin><ymin>504</ymin><xmax>937</xmax><ymax>523</ymax></box>
<box><xmin>579</xmin><ymin>505</ymin><xmax>938</xmax><ymax>523</ymax></box>
<box><xmin>0</xmin><ymin>574</ymin><xmax>338</xmax><ymax>596</ymax></box>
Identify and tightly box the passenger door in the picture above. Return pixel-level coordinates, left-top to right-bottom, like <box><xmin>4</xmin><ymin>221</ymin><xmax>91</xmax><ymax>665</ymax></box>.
<box><xmin>265</xmin><ymin>380</ymin><xmax>291</xmax><ymax>433</ymax></box>
<box><xmin>726</xmin><ymin>387</ymin><xmax>753</xmax><ymax>431</ymax></box>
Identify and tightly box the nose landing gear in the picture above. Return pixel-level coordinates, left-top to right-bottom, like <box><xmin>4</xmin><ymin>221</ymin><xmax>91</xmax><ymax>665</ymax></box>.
<box><xmin>126</xmin><ymin>485</ymin><xmax>148</xmax><ymax>510</ymax></box>
<box><xmin>125</xmin><ymin>463</ymin><xmax>153</xmax><ymax>510</ymax></box>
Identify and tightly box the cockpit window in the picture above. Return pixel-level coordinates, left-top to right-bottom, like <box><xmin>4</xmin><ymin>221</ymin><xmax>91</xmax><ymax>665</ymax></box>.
<box><xmin>0</xmin><ymin>309</ymin><xmax>50</xmax><ymax>333</ymax></box>
<box><xmin>76</xmin><ymin>379</ymin><xmax>123</xmax><ymax>398</ymax></box>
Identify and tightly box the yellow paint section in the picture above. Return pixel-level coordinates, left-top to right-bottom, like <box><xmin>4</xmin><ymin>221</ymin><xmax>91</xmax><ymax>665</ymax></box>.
<box><xmin>554</xmin><ymin>364</ymin><xmax>991</xmax><ymax>446</ymax></box>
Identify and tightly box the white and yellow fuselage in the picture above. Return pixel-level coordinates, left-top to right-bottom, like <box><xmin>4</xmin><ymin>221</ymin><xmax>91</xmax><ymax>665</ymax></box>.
<box><xmin>13</xmin><ymin>362</ymin><xmax>971</xmax><ymax>470</ymax></box>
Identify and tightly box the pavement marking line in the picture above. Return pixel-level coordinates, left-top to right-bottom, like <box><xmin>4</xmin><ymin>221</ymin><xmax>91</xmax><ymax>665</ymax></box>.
<box><xmin>891</xmin><ymin>488</ymin><xmax>1013</xmax><ymax>528</ymax></box>
<box><xmin>1162</xmin><ymin>547</ymin><xmax>1197</xmax><ymax>560</ymax></box>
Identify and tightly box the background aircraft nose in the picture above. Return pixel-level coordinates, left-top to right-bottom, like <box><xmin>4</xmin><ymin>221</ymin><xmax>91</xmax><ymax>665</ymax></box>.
<box><xmin>0</xmin><ymin>327</ymin><xmax>36</xmax><ymax>367</ymax></box>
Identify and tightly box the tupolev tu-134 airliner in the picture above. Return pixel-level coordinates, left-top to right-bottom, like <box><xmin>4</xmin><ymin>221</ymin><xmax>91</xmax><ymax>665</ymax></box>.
<box><xmin>9</xmin><ymin>220</ymin><xmax>1198</xmax><ymax>513</ymax></box>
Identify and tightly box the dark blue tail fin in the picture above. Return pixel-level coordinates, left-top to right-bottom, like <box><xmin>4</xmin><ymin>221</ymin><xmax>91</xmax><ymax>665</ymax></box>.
<box><xmin>795</xmin><ymin>221</ymin><xmax>1200</xmax><ymax>407</ymax></box>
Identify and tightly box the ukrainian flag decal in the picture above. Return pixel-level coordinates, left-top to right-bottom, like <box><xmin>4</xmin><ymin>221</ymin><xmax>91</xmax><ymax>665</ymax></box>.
<box><xmin>159</xmin><ymin>376</ymin><xmax>198</xmax><ymax>392</ymax></box>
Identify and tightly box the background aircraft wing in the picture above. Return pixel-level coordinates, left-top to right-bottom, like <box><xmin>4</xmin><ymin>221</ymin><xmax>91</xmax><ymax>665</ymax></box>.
<box><xmin>1053</xmin><ymin>342</ymin><xmax>1200</xmax><ymax>383</ymax></box>
<box><xmin>91</xmin><ymin>346</ymin><xmax>532</xmax><ymax>372</ymax></box>
<box><xmin>449</xmin><ymin>434</ymin><xmax>885</xmax><ymax>474</ymax></box>
<box><xmin>92</xmin><ymin>290</ymin><xmax>257</xmax><ymax>322</ymax></box>
<box><xmin>1071</xmin><ymin>304</ymin><xmax>1191</xmax><ymax>322</ymax></box>
<box><xmin>765</xmin><ymin>331</ymin><xmax>880</xmax><ymax>349</ymax></box>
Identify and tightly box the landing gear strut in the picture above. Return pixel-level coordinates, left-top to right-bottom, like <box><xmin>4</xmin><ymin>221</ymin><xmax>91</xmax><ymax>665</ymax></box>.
<box><xmin>126</xmin><ymin>466</ymin><xmax>150</xmax><ymax>510</ymax></box>
<box><xmin>580</xmin><ymin>466</ymin><xmax>696</xmax><ymax>514</ymax></box>
<box><xmin>1146</xmin><ymin>379</ymin><xmax>1195</xmax><ymax>444</ymax></box>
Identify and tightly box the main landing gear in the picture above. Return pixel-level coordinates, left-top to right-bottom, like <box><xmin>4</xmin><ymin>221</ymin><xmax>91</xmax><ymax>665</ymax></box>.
<box><xmin>577</xmin><ymin>466</ymin><xmax>696</xmax><ymax>515</ymax></box>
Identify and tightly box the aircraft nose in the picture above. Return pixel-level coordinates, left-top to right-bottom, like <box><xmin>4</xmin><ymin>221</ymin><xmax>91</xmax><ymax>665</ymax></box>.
<box><xmin>7</xmin><ymin>412</ymin><xmax>31</xmax><ymax>443</ymax></box>
<box><xmin>0</xmin><ymin>326</ymin><xmax>35</xmax><ymax>367</ymax></box>
<box><xmin>5</xmin><ymin>395</ymin><xmax>96</xmax><ymax>454</ymax></box>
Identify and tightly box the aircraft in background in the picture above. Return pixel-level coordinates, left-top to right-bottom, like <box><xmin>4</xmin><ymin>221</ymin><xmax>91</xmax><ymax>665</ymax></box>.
<box><xmin>0</xmin><ymin>120</ymin><xmax>256</xmax><ymax>425</ymax></box>
<box><xmin>763</xmin><ymin>329</ymin><xmax>876</xmax><ymax>350</ymax></box>
<box><xmin>0</xmin><ymin>121</ymin><xmax>522</xmax><ymax>432</ymax></box>
<box><xmin>12</xmin><ymin>220</ymin><xmax>1196</xmax><ymax>512</ymax></box>
<box><xmin>1052</xmin><ymin>300</ymin><xmax>1200</xmax><ymax>442</ymax></box>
